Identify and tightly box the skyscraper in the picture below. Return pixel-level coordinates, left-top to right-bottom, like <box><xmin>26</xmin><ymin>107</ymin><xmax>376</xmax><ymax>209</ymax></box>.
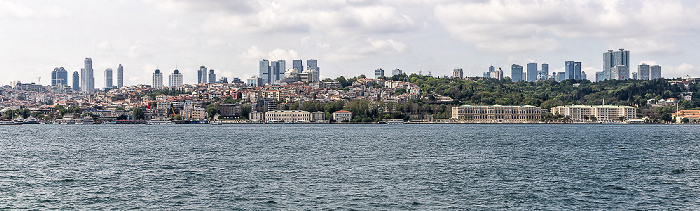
<box><xmin>198</xmin><ymin>66</ymin><xmax>207</xmax><ymax>84</ymax></box>
<box><xmin>72</xmin><ymin>71</ymin><xmax>80</xmax><ymax>91</ymax></box>
<box><xmin>392</xmin><ymin>69</ymin><xmax>403</xmax><ymax>76</ymax></box>
<box><xmin>51</xmin><ymin>67</ymin><xmax>68</xmax><ymax>86</ymax></box>
<box><xmin>526</xmin><ymin>63</ymin><xmax>537</xmax><ymax>82</ymax></box>
<box><xmin>104</xmin><ymin>68</ymin><xmax>113</xmax><ymax>88</ymax></box>
<box><xmin>603</xmin><ymin>49</ymin><xmax>630</xmax><ymax>80</ymax></box>
<box><xmin>611</xmin><ymin>65</ymin><xmax>629</xmax><ymax>80</ymax></box>
<box><xmin>153</xmin><ymin>69</ymin><xmax>163</xmax><ymax>89</ymax></box>
<box><xmin>541</xmin><ymin>63</ymin><xmax>549</xmax><ymax>77</ymax></box>
<box><xmin>275</xmin><ymin>60</ymin><xmax>286</xmax><ymax>82</ymax></box>
<box><xmin>169</xmin><ymin>69</ymin><xmax>183</xmax><ymax>87</ymax></box>
<box><xmin>259</xmin><ymin>59</ymin><xmax>270</xmax><ymax>85</ymax></box>
<box><xmin>638</xmin><ymin>63</ymin><xmax>650</xmax><ymax>80</ymax></box>
<box><xmin>208</xmin><ymin>69</ymin><xmax>216</xmax><ymax>84</ymax></box>
<box><xmin>117</xmin><ymin>64</ymin><xmax>124</xmax><ymax>88</ymax></box>
<box><xmin>574</xmin><ymin>62</ymin><xmax>582</xmax><ymax>80</ymax></box>
<box><xmin>453</xmin><ymin>68</ymin><xmax>463</xmax><ymax>79</ymax></box>
<box><xmin>650</xmin><ymin>65</ymin><xmax>662</xmax><ymax>80</ymax></box>
<box><xmin>375</xmin><ymin>68</ymin><xmax>385</xmax><ymax>79</ymax></box>
<box><xmin>307</xmin><ymin>59</ymin><xmax>319</xmax><ymax>82</ymax></box>
<box><xmin>511</xmin><ymin>64</ymin><xmax>523</xmax><ymax>82</ymax></box>
<box><xmin>565</xmin><ymin>61</ymin><xmax>574</xmax><ymax>80</ymax></box>
<box><xmin>292</xmin><ymin>59</ymin><xmax>303</xmax><ymax>72</ymax></box>
<box><xmin>81</xmin><ymin>58</ymin><xmax>94</xmax><ymax>93</ymax></box>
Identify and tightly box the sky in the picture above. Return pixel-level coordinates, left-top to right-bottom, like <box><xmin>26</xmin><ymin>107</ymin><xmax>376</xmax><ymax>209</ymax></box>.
<box><xmin>1</xmin><ymin>0</ymin><xmax>699</xmax><ymax>87</ymax></box>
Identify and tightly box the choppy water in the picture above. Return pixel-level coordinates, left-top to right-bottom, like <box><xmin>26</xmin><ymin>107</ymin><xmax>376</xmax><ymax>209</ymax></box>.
<box><xmin>1</xmin><ymin>124</ymin><xmax>699</xmax><ymax>209</ymax></box>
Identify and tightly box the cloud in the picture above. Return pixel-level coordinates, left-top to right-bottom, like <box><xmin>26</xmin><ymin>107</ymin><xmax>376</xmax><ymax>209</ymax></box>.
<box><xmin>664</xmin><ymin>63</ymin><xmax>696</xmax><ymax>78</ymax></box>
<box><xmin>0</xmin><ymin>1</ymin><xmax>67</xmax><ymax>19</ymax></box>
<box><xmin>326</xmin><ymin>38</ymin><xmax>407</xmax><ymax>62</ymax></box>
<box><xmin>618</xmin><ymin>38</ymin><xmax>679</xmax><ymax>54</ymax></box>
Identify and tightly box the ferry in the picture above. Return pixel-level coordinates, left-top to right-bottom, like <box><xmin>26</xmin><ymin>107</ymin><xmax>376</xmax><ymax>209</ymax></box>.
<box><xmin>147</xmin><ymin>120</ymin><xmax>175</xmax><ymax>125</ymax></box>
<box><xmin>76</xmin><ymin>118</ymin><xmax>94</xmax><ymax>125</ymax></box>
<box><xmin>23</xmin><ymin>117</ymin><xmax>40</xmax><ymax>124</ymax></box>
<box><xmin>385</xmin><ymin>119</ymin><xmax>405</xmax><ymax>125</ymax></box>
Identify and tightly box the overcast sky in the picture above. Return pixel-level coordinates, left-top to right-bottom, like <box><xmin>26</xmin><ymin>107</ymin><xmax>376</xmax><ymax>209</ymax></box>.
<box><xmin>2</xmin><ymin>0</ymin><xmax>699</xmax><ymax>87</ymax></box>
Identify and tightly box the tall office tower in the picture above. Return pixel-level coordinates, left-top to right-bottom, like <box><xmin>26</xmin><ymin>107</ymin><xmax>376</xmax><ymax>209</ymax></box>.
<box><xmin>603</xmin><ymin>49</ymin><xmax>630</xmax><ymax>80</ymax></box>
<box><xmin>611</xmin><ymin>65</ymin><xmax>629</xmax><ymax>80</ymax></box>
<box><xmin>117</xmin><ymin>64</ymin><xmax>123</xmax><ymax>88</ymax></box>
<box><xmin>565</xmin><ymin>61</ymin><xmax>574</xmax><ymax>80</ymax></box>
<box><xmin>275</xmin><ymin>60</ymin><xmax>286</xmax><ymax>82</ymax></box>
<box><xmin>270</xmin><ymin>60</ymin><xmax>279</xmax><ymax>83</ymax></box>
<box><xmin>72</xmin><ymin>71</ymin><xmax>80</xmax><ymax>91</ymax></box>
<box><xmin>198</xmin><ymin>66</ymin><xmax>207</xmax><ymax>84</ymax></box>
<box><xmin>208</xmin><ymin>69</ymin><xmax>216</xmax><ymax>84</ymax></box>
<box><xmin>574</xmin><ymin>62</ymin><xmax>582</xmax><ymax>79</ymax></box>
<box><xmin>51</xmin><ymin>67</ymin><xmax>68</xmax><ymax>86</ymax></box>
<box><xmin>82</xmin><ymin>58</ymin><xmax>94</xmax><ymax>92</ymax></box>
<box><xmin>557</xmin><ymin>72</ymin><xmax>566</xmax><ymax>81</ymax></box>
<box><xmin>541</xmin><ymin>63</ymin><xmax>549</xmax><ymax>76</ymax></box>
<box><xmin>307</xmin><ymin>59</ymin><xmax>319</xmax><ymax>81</ymax></box>
<box><xmin>153</xmin><ymin>69</ymin><xmax>163</xmax><ymax>89</ymax></box>
<box><xmin>104</xmin><ymin>68</ymin><xmax>113</xmax><ymax>88</ymax></box>
<box><xmin>259</xmin><ymin>59</ymin><xmax>270</xmax><ymax>85</ymax></box>
<box><xmin>581</xmin><ymin>71</ymin><xmax>587</xmax><ymax>80</ymax></box>
<box><xmin>375</xmin><ymin>68</ymin><xmax>385</xmax><ymax>79</ymax></box>
<box><xmin>169</xmin><ymin>69</ymin><xmax>183</xmax><ymax>87</ymax></box>
<box><xmin>526</xmin><ymin>63</ymin><xmax>537</xmax><ymax>82</ymax></box>
<box><xmin>453</xmin><ymin>68</ymin><xmax>463</xmax><ymax>79</ymax></box>
<box><xmin>596</xmin><ymin>71</ymin><xmax>605</xmax><ymax>82</ymax></box>
<box><xmin>511</xmin><ymin>64</ymin><xmax>523</xmax><ymax>82</ymax></box>
<box><xmin>392</xmin><ymin>69</ymin><xmax>403</xmax><ymax>76</ymax></box>
<box><xmin>638</xmin><ymin>63</ymin><xmax>650</xmax><ymax>80</ymax></box>
<box><xmin>489</xmin><ymin>65</ymin><xmax>495</xmax><ymax>73</ymax></box>
<box><xmin>292</xmin><ymin>59</ymin><xmax>303</xmax><ymax>72</ymax></box>
<box><xmin>496</xmin><ymin>68</ymin><xmax>504</xmax><ymax>80</ymax></box>
<box><xmin>650</xmin><ymin>65</ymin><xmax>662</xmax><ymax>80</ymax></box>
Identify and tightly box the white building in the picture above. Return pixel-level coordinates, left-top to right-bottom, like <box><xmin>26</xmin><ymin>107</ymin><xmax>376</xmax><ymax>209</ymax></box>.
<box><xmin>551</xmin><ymin>105</ymin><xmax>636</xmax><ymax>122</ymax></box>
<box><xmin>169</xmin><ymin>69</ymin><xmax>183</xmax><ymax>88</ymax></box>
<box><xmin>152</xmin><ymin>69</ymin><xmax>163</xmax><ymax>89</ymax></box>
<box><xmin>333</xmin><ymin>110</ymin><xmax>352</xmax><ymax>122</ymax></box>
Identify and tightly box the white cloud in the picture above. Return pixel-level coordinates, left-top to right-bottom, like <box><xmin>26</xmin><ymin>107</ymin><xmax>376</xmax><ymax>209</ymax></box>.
<box><xmin>664</xmin><ymin>63</ymin><xmax>696</xmax><ymax>78</ymax></box>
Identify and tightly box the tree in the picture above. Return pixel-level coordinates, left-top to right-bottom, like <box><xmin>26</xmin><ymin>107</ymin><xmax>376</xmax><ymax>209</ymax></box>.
<box><xmin>206</xmin><ymin>103</ymin><xmax>220</xmax><ymax>119</ymax></box>
<box><xmin>589</xmin><ymin>115</ymin><xmax>597</xmax><ymax>122</ymax></box>
<box><xmin>133</xmin><ymin>108</ymin><xmax>145</xmax><ymax>120</ymax></box>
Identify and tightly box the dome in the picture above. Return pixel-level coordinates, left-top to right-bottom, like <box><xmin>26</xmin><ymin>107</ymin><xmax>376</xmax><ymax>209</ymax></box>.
<box><xmin>154</xmin><ymin>69</ymin><xmax>160</xmax><ymax>74</ymax></box>
<box><xmin>174</xmin><ymin>69</ymin><xmax>179</xmax><ymax>74</ymax></box>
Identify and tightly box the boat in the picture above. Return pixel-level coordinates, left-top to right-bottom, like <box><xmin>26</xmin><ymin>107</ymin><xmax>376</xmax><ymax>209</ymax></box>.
<box><xmin>77</xmin><ymin>118</ymin><xmax>94</xmax><ymax>125</ymax></box>
<box><xmin>0</xmin><ymin>120</ymin><xmax>22</xmax><ymax>125</ymax></box>
<box><xmin>147</xmin><ymin>120</ymin><xmax>175</xmax><ymax>125</ymax></box>
<box><xmin>209</xmin><ymin>121</ymin><xmax>222</xmax><ymax>125</ymax></box>
<box><xmin>385</xmin><ymin>119</ymin><xmax>405</xmax><ymax>125</ymax></box>
<box><xmin>23</xmin><ymin>117</ymin><xmax>40</xmax><ymax>124</ymax></box>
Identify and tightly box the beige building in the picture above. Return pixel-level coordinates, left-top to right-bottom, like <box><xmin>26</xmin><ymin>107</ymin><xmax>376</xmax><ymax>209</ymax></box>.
<box><xmin>551</xmin><ymin>105</ymin><xmax>636</xmax><ymax>122</ymax></box>
<box><xmin>333</xmin><ymin>110</ymin><xmax>353</xmax><ymax>122</ymax></box>
<box><xmin>451</xmin><ymin>105</ymin><xmax>542</xmax><ymax>122</ymax></box>
<box><xmin>673</xmin><ymin>110</ymin><xmax>700</xmax><ymax>123</ymax></box>
<box><xmin>264</xmin><ymin>110</ymin><xmax>312</xmax><ymax>123</ymax></box>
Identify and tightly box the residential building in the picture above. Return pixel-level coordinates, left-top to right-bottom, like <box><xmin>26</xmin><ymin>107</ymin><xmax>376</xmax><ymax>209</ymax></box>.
<box><xmin>453</xmin><ymin>68</ymin><xmax>463</xmax><ymax>79</ymax></box>
<box><xmin>638</xmin><ymin>63</ymin><xmax>650</xmax><ymax>80</ymax></box>
<box><xmin>527</xmin><ymin>63</ymin><xmax>537</xmax><ymax>82</ymax></box>
<box><xmin>51</xmin><ymin>67</ymin><xmax>68</xmax><ymax>86</ymax></box>
<box><xmin>81</xmin><ymin>58</ymin><xmax>94</xmax><ymax>93</ymax></box>
<box><xmin>104</xmin><ymin>68</ymin><xmax>113</xmax><ymax>88</ymax></box>
<box><xmin>490</xmin><ymin>68</ymin><xmax>503</xmax><ymax>80</ymax></box>
<box><xmin>333</xmin><ymin>110</ymin><xmax>352</xmax><ymax>122</ymax></box>
<box><xmin>247</xmin><ymin>76</ymin><xmax>262</xmax><ymax>87</ymax></box>
<box><xmin>451</xmin><ymin>105</ymin><xmax>542</xmax><ymax>122</ymax></box>
<box><xmin>375</xmin><ymin>68</ymin><xmax>385</xmax><ymax>79</ymax></box>
<box><xmin>611</xmin><ymin>65</ymin><xmax>629</xmax><ymax>80</ymax></box>
<box><xmin>117</xmin><ymin>64</ymin><xmax>124</xmax><ymax>88</ymax></box>
<box><xmin>551</xmin><ymin>105</ymin><xmax>636</xmax><ymax>122</ymax></box>
<box><xmin>650</xmin><ymin>65</ymin><xmax>662</xmax><ymax>79</ymax></box>
<box><xmin>603</xmin><ymin>49</ymin><xmax>630</xmax><ymax>80</ymax></box>
<box><xmin>511</xmin><ymin>64</ymin><xmax>523</xmax><ymax>82</ymax></box>
<box><xmin>169</xmin><ymin>69</ymin><xmax>183</xmax><ymax>87</ymax></box>
<box><xmin>152</xmin><ymin>69</ymin><xmax>163</xmax><ymax>89</ymax></box>
<box><xmin>72</xmin><ymin>71</ymin><xmax>80</xmax><ymax>91</ymax></box>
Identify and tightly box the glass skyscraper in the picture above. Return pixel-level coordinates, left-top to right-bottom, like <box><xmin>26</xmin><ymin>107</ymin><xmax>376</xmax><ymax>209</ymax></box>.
<box><xmin>81</xmin><ymin>58</ymin><xmax>94</xmax><ymax>93</ymax></box>
<box><xmin>117</xmin><ymin>64</ymin><xmax>124</xmax><ymax>88</ymax></box>
<box><xmin>511</xmin><ymin>64</ymin><xmax>523</xmax><ymax>82</ymax></box>
<box><xmin>104</xmin><ymin>68</ymin><xmax>113</xmax><ymax>88</ymax></box>
<box><xmin>526</xmin><ymin>63</ymin><xmax>537</xmax><ymax>82</ymax></box>
<box><xmin>51</xmin><ymin>67</ymin><xmax>68</xmax><ymax>86</ymax></box>
<box><xmin>72</xmin><ymin>71</ymin><xmax>80</xmax><ymax>91</ymax></box>
<box><xmin>603</xmin><ymin>49</ymin><xmax>629</xmax><ymax>80</ymax></box>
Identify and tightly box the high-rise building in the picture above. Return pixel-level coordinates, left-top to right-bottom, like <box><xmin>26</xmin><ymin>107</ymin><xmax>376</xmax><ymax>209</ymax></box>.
<box><xmin>650</xmin><ymin>65</ymin><xmax>662</xmax><ymax>80</ymax></box>
<box><xmin>72</xmin><ymin>71</ymin><xmax>80</xmax><ymax>91</ymax></box>
<box><xmin>169</xmin><ymin>69</ymin><xmax>183</xmax><ymax>87</ymax></box>
<box><xmin>511</xmin><ymin>64</ymin><xmax>523</xmax><ymax>82</ymax></box>
<box><xmin>208</xmin><ymin>69</ymin><xmax>216</xmax><ymax>84</ymax></box>
<box><xmin>392</xmin><ymin>69</ymin><xmax>403</xmax><ymax>76</ymax></box>
<box><xmin>51</xmin><ymin>67</ymin><xmax>68</xmax><ymax>86</ymax></box>
<box><xmin>307</xmin><ymin>59</ymin><xmax>320</xmax><ymax>82</ymax></box>
<box><xmin>541</xmin><ymin>63</ymin><xmax>549</xmax><ymax>77</ymax></box>
<box><xmin>632</xmin><ymin>72</ymin><xmax>638</xmax><ymax>80</ymax></box>
<box><xmin>581</xmin><ymin>71</ymin><xmax>587</xmax><ymax>80</ymax></box>
<box><xmin>198</xmin><ymin>66</ymin><xmax>207</xmax><ymax>84</ymax></box>
<box><xmin>117</xmin><ymin>64</ymin><xmax>124</xmax><ymax>88</ymax></box>
<box><xmin>557</xmin><ymin>72</ymin><xmax>566</xmax><ymax>82</ymax></box>
<box><xmin>153</xmin><ymin>69</ymin><xmax>163</xmax><ymax>89</ymax></box>
<box><xmin>574</xmin><ymin>62</ymin><xmax>582</xmax><ymax>80</ymax></box>
<box><xmin>526</xmin><ymin>63</ymin><xmax>537</xmax><ymax>82</ymax></box>
<box><xmin>638</xmin><ymin>63</ymin><xmax>650</xmax><ymax>80</ymax></box>
<box><xmin>603</xmin><ymin>49</ymin><xmax>630</xmax><ymax>80</ymax></box>
<box><xmin>292</xmin><ymin>59</ymin><xmax>303</xmax><ymax>72</ymax></box>
<box><xmin>104</xmin><ymin>68</ymin><xmax>113</xmax><ymax>88</ymax></box>
<box><xmin>81</xmin><ymin>58</ymin><xmax>94</xmax><ymax>92</ymax></box>
<box><xmin>496</xmin><ymin>68</ymin><xmax>504</xmax><ymax>80</ymax></box>
<box><xmin>259</xmin><ymin>60</ymin><xmax>270</xmax><ymax>85</ymax></box>
<box><xmin>453</xmin><ymin>68</ymin><xmax>463</xmax><ymax>79</ymax></box>
<box><xmin>595</xmin><ymin>71</ymin><xmax>605</xmax><ymax>82</ymax></box>
<box><xmin>375</xmin><ymin>68</ymin><xmax>385</xmax><ymax>79</ymax></box>
<box><xmin>565</xmin><ymin>61</ymin><xmax>574</xmax><ymax>80</ymax></box>
<box><xmin>276</xmin><ymin>60</ymin><xmax>286</xmax><ymax>82</ymax></box>
<box><xmin>611</xmin><ymin>65</ymin><xmax>629</xmax><ymax>80</ymax></box>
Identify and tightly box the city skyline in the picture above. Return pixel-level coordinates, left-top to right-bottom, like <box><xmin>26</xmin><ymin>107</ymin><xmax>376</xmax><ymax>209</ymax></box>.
<box><xmin>2</xmin><ymin>1</ymin><xmax>699</xmax><ymax>87</ymax></box>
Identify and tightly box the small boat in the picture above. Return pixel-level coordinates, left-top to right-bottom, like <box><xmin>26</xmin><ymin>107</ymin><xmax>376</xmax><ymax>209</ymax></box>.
<box><xmin>0</xmin><ymin>120</ymin><xmax>22</xmax><ymax>125</ymax></box>
<box><xmin>385</xmin><ymin>119</ymin><xmax>405</xmax><ymax>125</ymax></box>
<box><xmin>147</xmin><ymin>120</ymin><xmax>175</xmax><ymax>125</ymax></box>
<box><xmin>209</xmin><ymin>121</ymin><xmax>222</xmax><ymax>125</ymax></box>
<box><xmin>23</xmin><ymin>117</ymin><xmax>40</xmax><ymax>124</ymax></box>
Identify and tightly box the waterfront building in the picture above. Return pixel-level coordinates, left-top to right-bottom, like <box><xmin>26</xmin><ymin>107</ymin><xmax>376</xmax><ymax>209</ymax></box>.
<box><xmin>453</xmin><ymin>68</ymin><xmax>463</xmax><ymax>79</ymax></box>
<box><xmin>511</xmin><ymin>64</ymin><xmax>523</xmax><ymax>82</ymax></box>
<box><xmin>650</xmin><ymin>65</ymin><xmax>662</xmax><ymax>80</ymax></box>
<box><xmin>169</xmin><ymin>69</ymin><xmax>183</xmax><ymax>87</ymax></box>
<box><xmin>551</xmin><ymin>105</ymin><xmax>636</xmax><ymax>122</ymax></box>
<box><xmin>72</xmin><ymin>71</ymin><xmax>80</xmax><ymax>91</ymax></box>
<box><xmin>527</xmin><ymin>63</ymin><xmax>537</xmax><ymax>82</ymax></box>
<box><xmin>375</xmin><ymin>68</ymin><xmax>385</xmax><ymax>79</ymax></box>
<box><xmin>198</xmin><ymin>66</ymin><xmax>207</xmax><ymax>84</ymax></box>
<box><xmin>451</xmin><ymin>105</ymin><xmax>542</xmax><ymax>122</ymax></box>
<box><xmin>333</xmin><ymin>110</ymin><xmax>353</xmax><ymax>122</ymax></box>
<box><xmin>673</xmin><ymin>110</ymin><xmax>700</xmax><ymax>123</ymax></box>
<box><xmin>264</xmin><ymin>110</ymin><xmax>313</xmax><ymax>123</ymax></box>
<box><xmin>611</xmin><ymin>65</ymin><xmax>629</xmax><ymax>80</ymax></box>
<box><xmin>104</xmin><ymin>68</ymin><xmax>113</xmax><ymax>88</ymax></box>
<box><xmin>249</xmin><ymin>111</ymin><xmax>264</xmax><ymax>122</ymax></box>
<box><xmin>219</xmin><ymin>104</ymin><xmax>242</xmax><ymax>117</ymax></box>
<box><xmin>51</xmin><ymin>67</ymin><xmax>68</xmax><ymax>86</ymax></box>
<box><xmin>208</xmin><ymin>69</ymin><xmax>216</xmax><ymax>84</ymax></box>
<box><xmin>81</xmin><ymin>58</ymin><xmax>94</xmax><ymax>93</ymax></box>
<box><xmin>603</xmin><ymin>49</ymin><xmax>630</xmax><ymax>80</ymax></box>
<box><xmin>152</xmin><ymin>69</ymin><xmax>163</xmax><ymax>89</ymax></box>
<box><xmin>292</xmin><ymin>59</ymin><xmax>303</xmax><ymax>73</ymax></box>
<box><xmin>117</xmin><ymin>64</ymin><xmax>124</xmax><ymax>88</ymax></box>
<box><xmin>638</xmin><ymin>63</ymin><xmax>650</xmax><ymax>80</ymax></box>
<box><xmin>259</xmin><ymin>60</ymin><xmax>270</xmax><ymax>85</ymax></box>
